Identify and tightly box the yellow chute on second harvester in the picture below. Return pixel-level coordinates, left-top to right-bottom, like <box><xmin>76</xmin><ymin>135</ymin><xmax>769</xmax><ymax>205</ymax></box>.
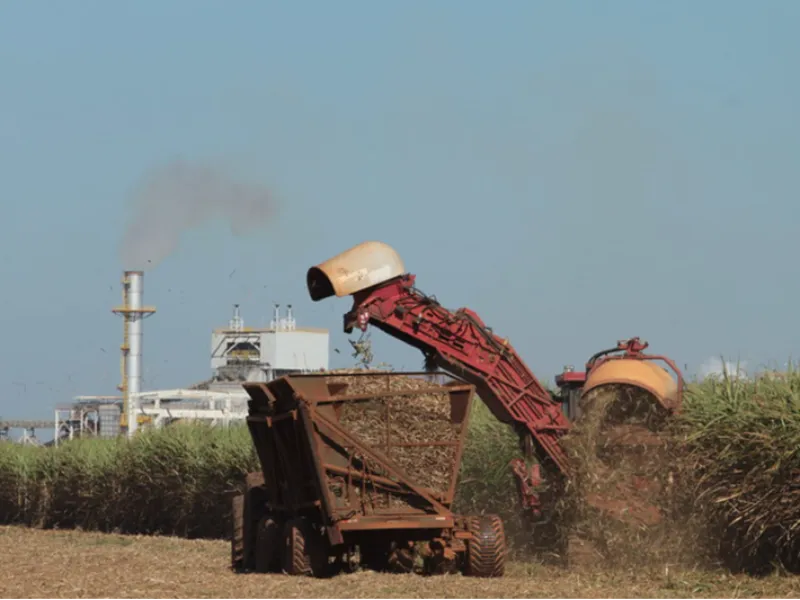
<box><xmin>583</xmin><ymin>359</ymin><xmax>680</xmax><ymax>411</ymax></box>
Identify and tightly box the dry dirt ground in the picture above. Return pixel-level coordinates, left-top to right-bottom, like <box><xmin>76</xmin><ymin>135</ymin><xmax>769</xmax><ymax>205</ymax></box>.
<box><xmin>1</xmin><ymin>526</ymin><xmax>798</xmax><ymax>599</ymax></box>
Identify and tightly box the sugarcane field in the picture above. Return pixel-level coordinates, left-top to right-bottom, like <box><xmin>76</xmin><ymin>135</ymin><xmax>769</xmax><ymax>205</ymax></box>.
<box><xmin>2</xmin><ymin>365</ymin><xmax>800</xmax><ymax>598</ymax></box>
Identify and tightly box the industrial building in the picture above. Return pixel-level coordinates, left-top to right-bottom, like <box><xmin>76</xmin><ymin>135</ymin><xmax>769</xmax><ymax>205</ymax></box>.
<box><xmin>45</xmin><ymin>271</ymin><xmax>330</xmax><ymax>444</ymax></box>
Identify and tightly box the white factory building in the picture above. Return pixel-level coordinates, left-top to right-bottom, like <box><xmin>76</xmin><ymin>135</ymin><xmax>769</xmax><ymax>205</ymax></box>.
<box><xmin>210</xmin><ymin>304</ymin><xmax>329</xmax><ymax>383</ymax></box>
<box><xmin>54</xmin><ymin>272</ymin><xmax>329</xmax><ymax>443</ymax></box>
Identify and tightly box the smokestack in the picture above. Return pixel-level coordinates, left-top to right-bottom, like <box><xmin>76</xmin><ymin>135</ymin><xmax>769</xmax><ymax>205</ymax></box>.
<box><xmin>271</xmin><ymin>304</ymin><xmax>280</xmax><ymax>330</ymax></box>
<box><xmin>230</xmin><ymin>304</ymin><xmax>243</xmax><ymax>331</ymax></box>
<box><xmin>127</xmin><ymin>271</ymin><xmax>143</xmax><ymax>417</ymax></box>
<box><xmin>113</xmin><ymin>271</ymin><xmax>155</xmax><ymax>438</ymax></box>
<box><xmin>286</xmin><ymin>304</ymin><xmax>295</xmax><ymax>330</ymax></box>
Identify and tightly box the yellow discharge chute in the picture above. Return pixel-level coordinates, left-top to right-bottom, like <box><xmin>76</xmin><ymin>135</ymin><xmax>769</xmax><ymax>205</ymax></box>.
<box><xmin>582</xmin><ymin>358</ymin><xmax>680</xmax><ymax>412</ymax></box>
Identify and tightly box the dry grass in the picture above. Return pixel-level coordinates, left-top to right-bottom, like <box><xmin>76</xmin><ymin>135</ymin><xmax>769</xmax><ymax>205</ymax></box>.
<box><xmin>1</xmin><ymin>526</ymin><xmax>797</xmax><ymax>599</ymax></box>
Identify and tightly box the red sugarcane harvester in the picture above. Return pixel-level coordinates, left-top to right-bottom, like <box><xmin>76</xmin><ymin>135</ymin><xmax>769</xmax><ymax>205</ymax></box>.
<box><xmin>306</xmin><ymin>241</ymin><xmax>683</xmax><ymax>527</ymax></box>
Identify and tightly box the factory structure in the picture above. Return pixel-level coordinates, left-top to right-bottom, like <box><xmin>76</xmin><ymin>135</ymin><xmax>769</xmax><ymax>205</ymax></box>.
<box><xmin>44</xmin><ymin>270</ymin><xmax>330</xmax><ymax>444</ymax></box>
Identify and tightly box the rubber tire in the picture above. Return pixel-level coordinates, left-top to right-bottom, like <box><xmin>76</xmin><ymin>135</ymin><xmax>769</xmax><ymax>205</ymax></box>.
<box><xmin>361</xmin><ymin>541</ymin><xmax>415</xmax><ymax>574</ymax></box>
<box><xmin>360</xmin><ymin>541</ymin><xmax>391</xmax><ymax>572</ymax></box>
<box><xmin>464</xmin><ymin>515</ymin><xmax>507</xmax><ymax>577</ymax></box>
<box><xmin>254</xmin><ymin>516</ymin><xmax>282</xmax><ymax>573</ymax></box>
<box><xmin>230</xmin><ymin>494</ymin><xmax>245</xmax><ymax>570</ymax></box>
<box><xmin>241</xmin><ymin>478</ymin><xmax>267</xmax><ymax>571</ymax></box>
<box><xmin>282</xmin><ymin>518</ymin><xmax>329</xmax><ymax>577</ymax></box>
<box><xmin>388</xmin><ymin>546</ymin><xmax>416</xmax><ymax>574</ymax></box>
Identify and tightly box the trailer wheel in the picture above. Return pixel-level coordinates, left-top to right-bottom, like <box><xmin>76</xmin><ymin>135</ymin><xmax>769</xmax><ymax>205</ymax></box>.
<box><xmin>240</xmin><ymin>474</ymin><xmax>268</xmax><ymax>571</ymax></box>
<box><xmin>360</xmin><ymin>541</ymin><xmax>414</xmax><ymax>574</ymax></box>
<box><xmin>464</xmin><ymin>515</ymin><xmax>507</xmax><ymax>578</ymax></box>
<box><xmin>359</xmin><ymin>541</ymin><xmax>391</xmax><ymax>572</ymax></box>
<box><xmin>387</xmin><ymin>544</ymin><xmax>416</xmax><ymax>574</ymax></box>
<box><xmin>231</xmin><ymin>481</ymin><xmax>269</xmax><ymax>572</ymax></box>
<box><xmin>230</xmin><ymin>494</ymin><xmax>245</xmax><ymax>570</ymax></box>
<box><xmin>282</xmin><ymin>518</ymin><xmax>329</xmax><ymax>577</ymax></box>
<box><xmin>254</xmin><ymin>516</ymin><xmax>282</xmax><ymax>573</ymax></box>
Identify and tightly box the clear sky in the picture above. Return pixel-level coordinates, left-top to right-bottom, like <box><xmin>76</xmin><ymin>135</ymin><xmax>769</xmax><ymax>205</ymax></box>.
<box><xmin>1</xmin><ymin>1</ymin><xmax>798</xmax><ymax>422</ymax></box>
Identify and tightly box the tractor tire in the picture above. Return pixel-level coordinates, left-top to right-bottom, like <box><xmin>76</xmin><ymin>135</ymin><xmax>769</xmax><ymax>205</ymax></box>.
<box><xmin>464</xmin><ymin>515</ymin><xmax>507</xmax><ymax>578</ymax></box>
<box><xmin>387</xmin><ymin>544</ymin><xmax>416</xmax><ymax>574</ymax></box>
<box><xmin>230</xmin><ymin>494</ymin><xmax>245</xmax><ymax>571</ymax></box>
<box><xmin>254</xmin><ymin>516</ymin><xmax>282</xmax><ymax>573</ymax></box>
<box><xmin>240</xmin><ymin>472</ymin><xmax>267</xmax><ymax>571</ymax></box>
<box><xmin>359</xmin><ymin>541</ymin><xmax>391</xmax><ymax>572</ymax></box>
<box><xmin>360</xmin><ymin>540</ymin><xmax>415</xmax><ymax>574</ymax></box>
<box><xmin>282</xmin><ymin>518</ymin><xmax>330</xmax><ymax>577</ymax></box>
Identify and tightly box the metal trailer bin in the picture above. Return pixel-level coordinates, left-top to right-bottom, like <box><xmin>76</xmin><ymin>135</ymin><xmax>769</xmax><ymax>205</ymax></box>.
<box><xmin>230</xmin><ymin>371</ymin><xmax>507</xmax><ymax>577</ymax></box>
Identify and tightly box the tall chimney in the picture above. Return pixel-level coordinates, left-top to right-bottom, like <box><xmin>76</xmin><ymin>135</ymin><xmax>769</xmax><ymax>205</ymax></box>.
<box><xmin>113</xmin><ymin>271</ymin><xmax>155</xmax><ymax>438</ymax></box>
<box><xmin>286</xmin><ymin>304</ymin><xmax>295</xmax><ymax>330</ymax></box>
<box><xmin>271</xmin><ymin>303</ymin><xmax>281</xmax><ymax>330</ymax></box>
<box><xmin>229</xmin><ymin>304</ymin><xmax>243</xmax><ymax>331</ymax></box>
<box><xmin>127</xmin><ymin>271</ymin><xmax>144</xmax><ymax>422</ymax></box>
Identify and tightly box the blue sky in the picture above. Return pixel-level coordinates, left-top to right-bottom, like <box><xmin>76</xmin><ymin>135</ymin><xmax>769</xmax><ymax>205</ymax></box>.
<box><xmin>1</xmin><ymin>1</ymin><xmax>798</xmax><ymax>422</ymax></box>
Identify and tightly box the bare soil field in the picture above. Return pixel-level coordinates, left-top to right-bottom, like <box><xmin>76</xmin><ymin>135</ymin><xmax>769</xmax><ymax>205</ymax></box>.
<box><xmin>0</xmin><ymin>526</ymin><xmax>798</xmax><ymax>599</ymax></box>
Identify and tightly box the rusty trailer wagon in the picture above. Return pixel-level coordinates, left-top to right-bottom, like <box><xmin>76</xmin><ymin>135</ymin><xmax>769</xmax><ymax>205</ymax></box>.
<box><xmin>230</xmin><ymin>371</ymin><xmax>507</xmax><ymax>578</ymax></box>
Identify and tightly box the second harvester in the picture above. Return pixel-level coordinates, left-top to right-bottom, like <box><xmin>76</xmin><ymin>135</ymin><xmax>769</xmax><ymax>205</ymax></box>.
<box><xmin>307</xmin><ymin>241</ymin><xmax>684</xmax><ymax>535</ymax></box>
